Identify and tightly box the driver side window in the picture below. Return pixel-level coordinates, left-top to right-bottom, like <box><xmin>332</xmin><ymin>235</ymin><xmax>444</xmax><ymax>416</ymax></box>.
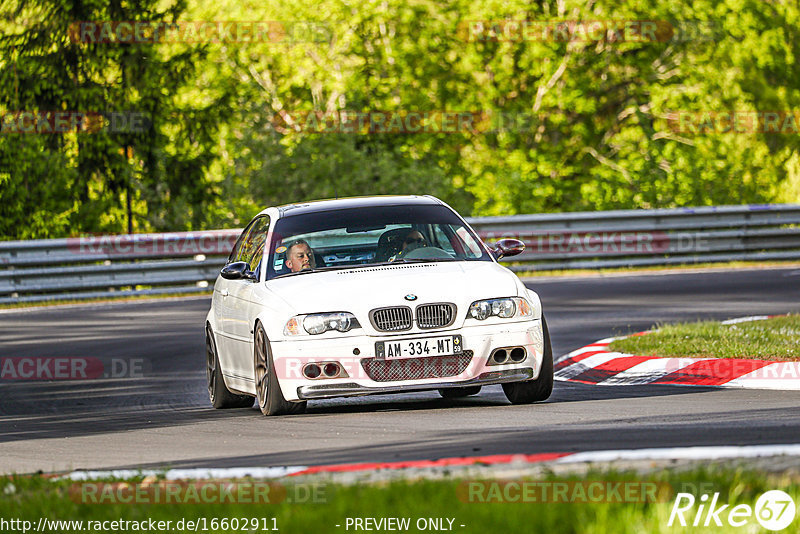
<box><xmin>228</xmin><ymin>219</ymin><xmax>256</xmax><ymax>264</ymax></box>
<box><xmin>237</xmin><ymin>216</ymin><xmax>270</xmax><ymax>275</ymax></box>
<box><xmin>227</xmin><ymin>216</ymin><xmax>270</xmax><ymax>281</ymax></box>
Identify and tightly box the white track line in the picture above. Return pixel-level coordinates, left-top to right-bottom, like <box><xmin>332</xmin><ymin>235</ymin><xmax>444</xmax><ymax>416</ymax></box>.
<box><xmin>61</xmin><ymin>444</ymin><xmax>800</xmax><ymax>481</ymax></box>
<box><xmin>720</xmin><ymin>315</ymin><xmax>771</xmax><ymax>325</ymax></box>
<box><xmin>557</xmin><ymin>443</ymin><xmax>800</xmax><ymax>464</ymax></box>
<box><xmin>65</xmin><ymin>466</ymin><xmax>307</xmax><ymax>481</ymax></box>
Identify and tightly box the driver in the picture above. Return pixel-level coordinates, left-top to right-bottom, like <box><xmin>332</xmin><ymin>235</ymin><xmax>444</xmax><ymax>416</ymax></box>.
<box><xmin>390</xmin><ymin>230</ymin><xmax>427</xmax><ymax>261</ymax></box>
<box><xmin>284</xmin><ymin>239</ymin><xmax>316</xmax><ymax>272</ymax></box>
<box><xmin>402</xmin><ymin>230</ymin><xmax>426</xmax><ymax>252</ymax></box>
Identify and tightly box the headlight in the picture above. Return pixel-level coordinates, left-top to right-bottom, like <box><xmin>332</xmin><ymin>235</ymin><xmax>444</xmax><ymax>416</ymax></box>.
<box><xmin>284</xmin><ymin>312</ymin><xmax>361</xmax><ymax>336</ymax></box>
<box><xmin>468</xmin><ymin>297</ymin><xmax>533</xmax><ymax>320</ymax></box>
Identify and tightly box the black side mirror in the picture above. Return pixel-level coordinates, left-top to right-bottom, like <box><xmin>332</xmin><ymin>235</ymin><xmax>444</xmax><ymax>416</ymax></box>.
<box><xmin>220</xmin><ymin>261</ymin><xmax>258</xmax><ymax>281</ymax></box>
<box><xmin>492</xmin><ymin>238</ymin><xmax>525</xmax><ymax>260</ymax></box>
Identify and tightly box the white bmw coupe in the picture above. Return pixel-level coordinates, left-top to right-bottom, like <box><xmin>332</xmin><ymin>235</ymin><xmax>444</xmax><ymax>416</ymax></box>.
<box><xmin>206</xmin><ymin>195</ymin><xmax>553</xmax><ymax>415</ymax></box>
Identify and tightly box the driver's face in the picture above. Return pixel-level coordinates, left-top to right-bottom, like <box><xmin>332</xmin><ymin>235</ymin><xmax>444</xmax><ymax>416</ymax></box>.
<box><xmin>286</xmin><ymin>244</ymin><xmax>313</xmax><ymax>272</ymax></box>
<box><xmin>402</xmin><ymin>231</ymin><xmax>425</xmax><ymax>250</ymax></box>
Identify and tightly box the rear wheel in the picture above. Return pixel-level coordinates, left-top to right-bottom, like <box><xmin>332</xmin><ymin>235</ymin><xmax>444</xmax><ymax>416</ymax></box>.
<box><xmin>254</xmin><ymin>324</ymin><xmax>307</xmax><ymax>416</ymax></box>
<box><xmin>206</xmin><ymin>326</ymin><xmax>254</xmax><ymax>409</ymax></box>
<box><xmin>502</xmin><ymin>315</ymin><xmax>554</xmax><ymax>404</ymax></box>
<box><xmin>438</xmin><ymin>386</ymin><xmax>482</xmax><ymax>398</ymax></box>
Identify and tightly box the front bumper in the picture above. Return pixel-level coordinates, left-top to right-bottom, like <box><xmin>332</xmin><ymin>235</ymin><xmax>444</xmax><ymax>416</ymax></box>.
<box><xmin>270</xmin><ymin>319</ymin><xmax>544</xmax><ymax>401</ymax></box>
<box><xmin>297</xmin><ymin>368</ymin><xmax>534</xmax><ymax>399</ymax></box>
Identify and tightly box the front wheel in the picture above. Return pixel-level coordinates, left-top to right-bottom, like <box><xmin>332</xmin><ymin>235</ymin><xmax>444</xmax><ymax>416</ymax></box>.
<box><xmin>254</xmin><ymin>324</ymin><xmax>307</xmax><ymax>416</ymax></box>
<box><xmin>206</xmin><ymin>326</ymin><xmax>254</xmax><ymax>409</ymax></box>
<box><xmin>502</xmin><ymin>315</ymin><xmax>554</xmax><ymax>404</ymax></box>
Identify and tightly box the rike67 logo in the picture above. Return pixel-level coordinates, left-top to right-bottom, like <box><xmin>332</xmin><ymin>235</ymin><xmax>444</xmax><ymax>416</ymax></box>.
<box><xmin>669</xmin><ymin>490</ymin><xmax>796</xmax><ymax>531</ymax></box>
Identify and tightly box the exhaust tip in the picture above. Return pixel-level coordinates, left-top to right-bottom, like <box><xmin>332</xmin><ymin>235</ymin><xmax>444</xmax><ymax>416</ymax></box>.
<box><xmin>322</xmin><ymin>363</ymin><xmax>340</xmax><ymax>378</ymax></box>
<box><xmin>492</xmin><ymin>349</ymin><xmax>508</xmax><ymax>364</ymax></box>
<box><xmin>510</xmin><ymin>347</ymin><xmax>526</xmax><ymax>362</ymax></box>
<box><xmin>303</xmin><ymin>363</ymin><xmax>321</xmax><ymax>379</ymax></box>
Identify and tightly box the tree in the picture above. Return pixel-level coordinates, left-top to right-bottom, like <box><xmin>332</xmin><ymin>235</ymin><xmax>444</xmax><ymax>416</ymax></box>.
<box><xmin>0</xmin><ymin>0</ymin><xmax>224</xmax><ymax>238</ymax></box>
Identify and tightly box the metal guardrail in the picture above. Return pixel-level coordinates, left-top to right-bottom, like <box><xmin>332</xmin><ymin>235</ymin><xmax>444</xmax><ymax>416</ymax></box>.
<box><xmin>472</xmin><ymin>204</ymin><xmax>800</xmax><ymax>271</ymax></box>
<box><xmin>1</xmin><ymin>204</ymin><xmax>799</xmax><ymax>304</ymax></box>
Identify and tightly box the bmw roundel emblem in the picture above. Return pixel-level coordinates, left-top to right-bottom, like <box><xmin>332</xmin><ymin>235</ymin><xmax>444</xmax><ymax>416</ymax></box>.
<box><xmin>404</xmin><ymin>294</ymin><xmax>417</xmax><ymax>301</ymax></box>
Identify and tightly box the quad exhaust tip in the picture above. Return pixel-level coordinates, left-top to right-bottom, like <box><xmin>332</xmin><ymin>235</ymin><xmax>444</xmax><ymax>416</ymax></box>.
<box><xmin>322</xmin><ymin>363</ymin><xmax>340</xmax><ymax>378</ymax></box>
<box><xmin>491</xmin><ymin>349</ymin><xmax>507</xmax><ymax>364</ymax></box>
<box><xmin>303</xmin><ymin>361</ymin><xmax>343</xmax><ymax>379</ymax></box>
<box><xmin>489</xmin><ymin>347</ymin><xmax>526</xmax><ymax>365</ymax></box>
<box><xmin>303</xmin><ymin>363</ymin><xmax>321</xmax><ymax>379</ymax></box>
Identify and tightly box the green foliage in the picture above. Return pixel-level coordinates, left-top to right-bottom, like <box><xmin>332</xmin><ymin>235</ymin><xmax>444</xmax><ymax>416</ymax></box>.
<box><xmin>2</xmin><ymin>467</ymin><xmax>799</xmax><ymax>533</ymax></box>
<box><xmin>0</xmin><ymin>0</ymin><xmax>223</xmax><ymax>237</ymax></box>
<box><xmin>197</xmin><ymin>0</ymin><xmax>800</xmax><ymax>221</ymax></box>
<box><xmin>2</xmin><ymin>0</ymin><xmax>800</xmax><ymax>238</ymax></box>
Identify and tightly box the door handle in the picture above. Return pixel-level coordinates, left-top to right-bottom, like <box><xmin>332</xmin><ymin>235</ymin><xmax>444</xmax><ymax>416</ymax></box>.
<box><xmin>220</xmin><ymin>289</ymin><xmax>229</xmax><ymax>297</ymax></box>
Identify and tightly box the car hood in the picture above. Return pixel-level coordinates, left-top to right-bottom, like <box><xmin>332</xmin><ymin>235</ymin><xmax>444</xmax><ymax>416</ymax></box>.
<box><xmin>265</xmin><ymin>261</ymin><xmax>520</xmax><ymax>319</ymax></box>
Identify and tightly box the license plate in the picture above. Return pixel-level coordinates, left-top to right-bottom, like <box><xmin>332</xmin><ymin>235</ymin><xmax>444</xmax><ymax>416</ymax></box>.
<box><xmin>375</xmin><ymin>335</ymin><xmax>462</xmax><ymax>360</ymax></box>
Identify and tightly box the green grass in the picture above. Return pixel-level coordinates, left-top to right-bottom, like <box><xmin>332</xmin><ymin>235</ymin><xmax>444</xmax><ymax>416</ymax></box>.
<box><xmin>1</xmin><ymin>467</ymin><xmax>798</xmax><ymax>533</ymax></box>
<box><xmin>609</xmin><ymin>315</ymin><xmax>800</xmax><ymax>361</ymax></box>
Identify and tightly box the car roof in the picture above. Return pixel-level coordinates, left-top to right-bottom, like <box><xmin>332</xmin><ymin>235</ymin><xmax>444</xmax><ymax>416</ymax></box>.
<box><xmin>275</xmin><ymin>195</ymin><xmax>443</xmax><ymax>217</ymax></box>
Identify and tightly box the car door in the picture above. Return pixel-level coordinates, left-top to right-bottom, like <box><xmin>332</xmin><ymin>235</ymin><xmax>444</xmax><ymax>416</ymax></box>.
<box><xmin>215</xmin><ymin>217</ymin><xmax>261</xmax><ymax>376</ymax></box>
<box><xmin>225</xmin><ymin>215</ymin><xmax>270</xmax><ymax>380</ymax></box>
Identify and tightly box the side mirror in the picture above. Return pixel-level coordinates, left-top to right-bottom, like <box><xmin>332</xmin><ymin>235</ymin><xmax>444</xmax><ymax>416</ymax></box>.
<box><xmin>220</xmin><ymin>261</ymin><xmax>258</xmax><ymax>281</ymax></box>
<box><xmin>492</xmin><ymin>238</ymin><xmax>525</xmax><ymax>260</ymax></box>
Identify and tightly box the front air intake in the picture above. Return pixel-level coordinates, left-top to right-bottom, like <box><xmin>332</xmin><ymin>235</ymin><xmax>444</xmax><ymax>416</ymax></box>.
<box><xmin>361</xmin><ymin>352</ymin><xmax>474</xmax><ymax>382</ymax></box>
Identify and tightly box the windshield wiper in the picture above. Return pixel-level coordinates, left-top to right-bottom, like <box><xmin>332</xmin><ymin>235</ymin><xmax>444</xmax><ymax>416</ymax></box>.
<box><xmin>276</xmin><ymin>265</ymin><xmax>354</xmax><ymax>278</ymax></box>
<box><xmin>275</xmin><ymin>258</ymin><xmax>460</xmax><ymax>278</ymax></box>
<box><xmin>359</xmin><ymin>258</ymin><xmax>458</xmax><ymax>267</ymax></box>
<box><xmin>390</xmin><ymin>257</ymin><xmax>460</xmax><ymax>263</ymax></box>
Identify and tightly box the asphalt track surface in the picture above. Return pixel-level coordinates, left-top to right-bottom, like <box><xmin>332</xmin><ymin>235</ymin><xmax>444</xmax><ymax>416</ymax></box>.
<box><xmin>1</xmin><ymin>267</ymin><xmax>799</xmax><ymax>474</ymax></box>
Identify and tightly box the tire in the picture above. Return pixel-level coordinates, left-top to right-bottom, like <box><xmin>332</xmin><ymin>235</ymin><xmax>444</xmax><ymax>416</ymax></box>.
<box><xmin>438</xmin><ymin>386</ymin><xmax>482</xmax><ymax>398</ymax></box>
<box><xmin>502</xmin><ymin>315</ymin><xmax>554</xmax><ymax>404</ymax></box>
<box><xmin>254</xmin><ymin>324</ymin><xmax>307</xmax><ymax>416</ymax></box>
<box><xmin>206</xmin><ymin>326</ymin><xmax>254</xmax><ymax>409</ymax></box>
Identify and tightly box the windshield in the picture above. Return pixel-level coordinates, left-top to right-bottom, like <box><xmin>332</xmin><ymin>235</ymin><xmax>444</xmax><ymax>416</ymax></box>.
<box><xmin>266</xmin><ymin>204</ymin><xmax>491</xmax><ymax>279</ymax></box>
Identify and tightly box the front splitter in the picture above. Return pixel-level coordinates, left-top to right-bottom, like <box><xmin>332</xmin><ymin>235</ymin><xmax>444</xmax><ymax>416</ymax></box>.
<box><xmin>296</xmin><ymin>368</ymin><xmax>534</xmax><ymax>400</ymax></box>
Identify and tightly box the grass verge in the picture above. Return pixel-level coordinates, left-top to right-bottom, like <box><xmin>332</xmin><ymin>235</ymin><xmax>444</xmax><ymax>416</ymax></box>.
<box><xmin>608</xmin><ymin>315</ymin><xmax>800</xmax><ymax>361</ymax></box>
<box><xmin>1</xmin><ymin>467</ymin><xmax>797</xmax><ymax>533</ymax></box>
